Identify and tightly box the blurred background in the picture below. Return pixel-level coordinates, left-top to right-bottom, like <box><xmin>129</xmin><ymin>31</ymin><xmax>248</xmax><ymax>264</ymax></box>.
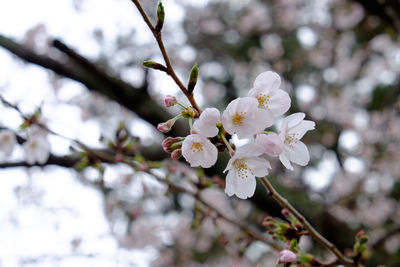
<box><xmin>0</xmin><ymin>0</ymin><xmax>400</xmax><ymax>266</ymax></box>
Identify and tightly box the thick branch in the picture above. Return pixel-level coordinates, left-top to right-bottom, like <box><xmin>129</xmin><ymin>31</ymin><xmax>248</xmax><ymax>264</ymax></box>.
<box><xmin>0</xmin><ymin>33</ymin><xmax>185</xmax><ymax>137</ymax></box>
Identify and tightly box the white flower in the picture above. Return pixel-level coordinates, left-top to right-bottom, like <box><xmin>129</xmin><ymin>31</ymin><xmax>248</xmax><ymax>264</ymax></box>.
<box><xmin>222</xmin><ymin>97</ymin><xmax>272</xmax><ymax>139</ymax></box>
<box><xmin>248</xmin><ymin>71</ymin><xmax>291</xmax><ymax>117</ymax></box>
<box><xmin>255</xmin><ymin>132</ymin><xmax>284</xmax><ymax>157</ymax></box>
<box><xmin>193</xmin><ymin>107</ymin><xmax>220</xmax><ymax>137</ymax></box>
<box><xmin>224</xmin><ymin>144</ymin><xmax>271</xmax><ymax>199</ymax></box>
<box><xmin>182</xmin><ymin>134</ymin><xmax>218</xmax><ymax>168</ymax></box>
<box><xmin>23</xmin><ymin>136</ymin><xmax>50</xmax><ymax>164</ymax></box>
<box><xmin>278</xmin><ymin>113</ymin><xmax>315</xmax><ymax>170</ymax></box>
<box><xmin>0</xmin><ymin>129</ymin><xmax>17</xmax><ymax>156</ymax></box>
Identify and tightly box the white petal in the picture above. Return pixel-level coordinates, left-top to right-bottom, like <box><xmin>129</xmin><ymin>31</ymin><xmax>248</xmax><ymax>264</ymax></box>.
<box><xmin>0</xmin><ymin>130</ymin><xmax>16</xmax><ymax>156</ymax></box>
<box><xmin>222</xmin><ymin>97</ymin><xmax>266</xmax><ymax>139</ymax></box>
<box><xmin>288</xmin><ymin>120</ymin><xmax>315</xmax><ymax>140</ymax></box>
<box><xmin>253</xmin><ymin>71</ymin><xmax>281</xmax><ymax>92</ymax></box>
<box><xmin>235</xmin><ymin>175</ymin><xmax>257</xmax><ymax>199</ymax></box>
<box><xmin>224</xmin><ymin>170</ymin><xmax>237</xmax><ymax>197</ymax></box>
<box><xmin>268</xmin><ymin>89</ymin><xmax>291</xmax><ymax>117</ymax></box>
<box><xmin>193</xmin><ymin>107</ymin><xmax>220</xmax><ymax>137</ymax></box>
<box><xmin>182</xmin><ymin>134</ymin><xmax>217</xmax><ymax>168</ymax></box>
<box><xmin>283</xmin><ymin>113</ymin><xmax>305</xmax><ymax>129</ymax></box>
<box><xmin>201</xmin><ymin>139</ymin><xmax>218</xmax><ymax>168</ymax></box>
<box><xmin>288</xmin><ymin>141</ymin><xmax>310</xmax><ymax>166</ymax></box>
<box><xmin>246</xmin><ymin>157</ymin><xmax>270</xmax><ymax>177</ymax></box>
<box><xmin>279</xmin><ymin>150</ymin><xmax>293</xmax><ymax>170</ymax></box>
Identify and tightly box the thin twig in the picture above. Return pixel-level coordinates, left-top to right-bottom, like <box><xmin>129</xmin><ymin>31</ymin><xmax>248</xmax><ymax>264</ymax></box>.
<box><xmin>130</xmin><ymin>0</ymin><xmax>202</xmax><ymax>113</ymax></box>
<box><xmin>0</xmin><ymin>95</ymin><xmax>276</xmax><ymax>251</ymax></box>
<box><xmin>260</xmin><ymin>177</ymin><xmax>356</xmax><ymax>266</ymax></box>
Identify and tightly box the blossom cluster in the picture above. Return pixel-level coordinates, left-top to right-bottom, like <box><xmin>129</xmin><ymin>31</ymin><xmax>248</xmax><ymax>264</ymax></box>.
<box><xmin>160</xmin><ymin>71</ymin><xmax>315</xmax><ymax>199</ymax></box>
<box><xmin>0</xmin><ymin>114</ymin><xmax>50</xmax><ymax>164</ymax></box>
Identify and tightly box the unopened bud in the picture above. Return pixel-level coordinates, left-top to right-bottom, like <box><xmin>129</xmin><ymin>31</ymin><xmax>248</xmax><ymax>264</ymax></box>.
<box><xmin>171</xmin><ymin>149</ymin><xmax>182</xmax><ymax>160</ymax></box>
<box><xmin>278</xmin><ymin>249</ymin><xmax>296</xmax><ymax>263</ymax></box>
<box><xmin>162</xmin><ymin>137</ymin><xmax>183</xmax><ymax>153</ymax></box>
<box><xmin>187</xmin><ymin>63</ymin><xmax>198</xmax><ymax>94</ymax></box>
<box><xmin>157</xmin><ymin>119</ymin><xmax>174</xmax><ymax>133</ymax></box>
<box><xmin>142</xmin><ymin>60</ymin><xmax>167</xmax><ymax>72</ymax></box>
<box><xmin>164</xmin><ymin>95</ymin><xmax>177</xmax><ymax>107</ymax></box>
<box><xmin>155</xmin><ymin>2</ymin><xmax>165</xmax><ymax>32</ymax></box>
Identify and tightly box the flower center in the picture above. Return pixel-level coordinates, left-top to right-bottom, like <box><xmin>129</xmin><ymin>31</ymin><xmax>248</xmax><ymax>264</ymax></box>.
<box><xmin>257</xmin><ymin>93</ymin><xmax>270</xmax><ymax>108</ymax></box>
<box><xmin>190</xmin><ymin>142</ymin><xmax>203</xmax><ymax>153</ymax></box>
<box><xmin>232</xmin><ymin>112</ymin><xmax>246</xmax><ymax>125</ymax></box>
<box><xmin>284</xmin><ymin>133</ymin><xmax>299</xmax><ymax>148</ymax></box>
<box><xmin>233</xmin><ymin>158</ymin><xmax>253</xmax><ymax>179</ymax></box>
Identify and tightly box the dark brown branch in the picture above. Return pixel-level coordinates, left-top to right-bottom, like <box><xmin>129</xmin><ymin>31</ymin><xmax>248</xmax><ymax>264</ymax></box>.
<box><xmin>130</xmin><ymin>0</ymin><xmax>202</xmax><ymax>114</ymax></box>
<box><xmin>260</xmin><ymin>177</ymin><xmax>356</xmax><ymax>267</ymax></box>
<box><xmin>0</xmin><ymin>33</ymin><xmax>186</xmax><ymax>137</ymax></box>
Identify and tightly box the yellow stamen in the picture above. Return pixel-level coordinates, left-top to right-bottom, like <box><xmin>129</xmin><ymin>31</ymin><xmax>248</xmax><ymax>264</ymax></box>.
<box><xmin>233</xmin><ymin>158</ymin><xmax>253</xmax><ymax>179</ymax></box>
<box><xmin>257</xmin><ymin>93</ymin><xmax>270</xmax><ymax>108</ymax></box>
<box><xmin>190</xmin><ymin>142</ymin><xmax>203</xmax><ymax>153</ymax></box>
<box><xmin>232</xmin><ymin>112</ymin><xmax>246</xmax><ymax>125</ymax></box>
<box><xmin>284</xmin><ymin>133</ymin><xmax>299</xmax><ymax>148</ymax></box>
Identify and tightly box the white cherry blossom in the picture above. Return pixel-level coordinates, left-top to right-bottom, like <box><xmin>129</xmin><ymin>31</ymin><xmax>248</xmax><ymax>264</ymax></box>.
<box><xmin>222</xmin><ymin>97</ymin><xmax>272</xmax><ymax>139</ymax></box>
<box><xmin>0</xmin><ymin>129</ymin><xmax>17</xmax><ymax>156</ymax></box>
<box><xmin>278</xmin><ymin>112</ymin><xmax>315</xmax><ymax>170</ymax></box>
<box><xmin>182</xmin><ymin>134</ymin><xmax>218</xmax><ymax>168</ymax></box>
<box><xmin>224</xmin><ymin>144</ymin><xmax>271</xmax><ymax>199</ymax></box>
<box><xmin>193</xmin><ymin>107</ymin><xmax>220</xmax><ymax>137</ymax></box>
<box><xmin>23</xmin><ymin>136</ymin><xmax>51</xmax><ymax>164</ymax></box>
<box><xmin>248</xmin><ymin>71</ymin><xmax>291</xmax><ymax>118</ymax></box>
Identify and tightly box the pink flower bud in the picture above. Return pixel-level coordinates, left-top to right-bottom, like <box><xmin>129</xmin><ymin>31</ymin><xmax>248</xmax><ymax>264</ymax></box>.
<box><xmin>164</xmin><ymin>95</ymin><xmax>178</xmax><ymax>107</ymax></box>
<box><xmin>171</xmin><ymin>149</ymin><xmax>182</xmax><ymax>160</ymax></box>
<box><xmin>255</xmin><ymin>132</ymin><xmax>283</xmax><ymax>157</ymax></box>
<box><xmin>157</xmin><ymin>119</ymin><xmax>175</xmax><ymax>133</ymax></box>
<box><xmin>162</xmin><ymin>137</ymin><xmax>183</xmax><ymax>153</ymax></box>
<box><xmin>278</xmin><ymin>249</ymin><xmax>296</xmax><ymax>263</ymax></box>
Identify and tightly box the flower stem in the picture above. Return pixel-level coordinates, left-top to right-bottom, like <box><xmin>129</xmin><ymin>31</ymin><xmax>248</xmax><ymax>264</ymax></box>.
<box><xmin>177</xmin><ymin>103</ymin><xmax>187</xmax><ymax>109</ymax></box>
<box><xmin>259</xmin><ymin>177</ymin><xmax>355</xmax><ymax>267</ymax></box>
<box><xmin>130</xmin><ymin>0</ymin><xmax>202</xmax><ymax>114</ymax></box>
<box><xmin>219</xmin><ymin>134</ymin><xmax>234</xmax><ymax>155</ymax></box>
<box><xmin>189</xmin><ymin>118</ymin><xmax>193</xmax><ymax>131</ymax></box>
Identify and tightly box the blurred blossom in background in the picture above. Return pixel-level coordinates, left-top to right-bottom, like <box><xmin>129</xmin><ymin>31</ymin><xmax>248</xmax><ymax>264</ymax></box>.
<box><xmin>0</xmin><ymin>0</ymin><xmax>400</xmax><ymax>266</ymax></box>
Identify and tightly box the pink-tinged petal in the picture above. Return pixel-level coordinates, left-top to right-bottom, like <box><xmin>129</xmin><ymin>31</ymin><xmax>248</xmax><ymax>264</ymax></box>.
<box><xmin>164</xmin><ymin>95</ymin><xmax>177</xmax><ymax>107</ymax></box>
<box><xmin>282</xmin><ymin>113</ymin><xmax>305</xmax><ymax>129</ymax></box>
<box><xmin>279</xmin><ymin>249</ymin><xmax>296</xmax><ymax>263</ymax></box>
<box><xmin>268</xmin><ymin>89</ymin><xmax>291</xmax><ymax>117</ymax></box>
<box><xmin>253</xmin><ymin>71</ymin><xmax>281</xmax><ymax>92</ymax></box>
<box><xmin>279</xmin><ymin>150</ymin><xmax>293</xmax><ymax>170</ymax></box>
<box><xmin>288</xmin><ymin>120</ymin><xmax>315</xmax><ymax>139</ymax></box>
<box><xmin>224</xmin><ymin>170</ymin><xmax>237</xmax><ymax>197</ymax></box>
<box><xmin>235</xmin><ymin>174</ymin><xmax>257</xmax><ymax>199</ymax></box>
<box><xmin>193</xmin><ymin>107</ymin><xmax>220</xmax><ymax>137</ymax></box>
<box><xmin>288</xmin><ymin>141</ymin><xmax>310</xmax><ymax>166</ymax></box>
<box><xmin>256</xmin><ymin>108</ymin><xmax>274</xmax><ymax>128</ymax></box>
<box><xmin>246</xmin><ymin>157</ymin><xmax>271</xmax><ymax>177</ymax></box>
<box><xmin>235</xmin><ymin>143</ymin><xmax>263</xmax><ymax>158</ymax></box>
<box><xmin>255</xmin><ymin>133</ymin><xmax>284</xmax><ymax>157</ymax></box>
